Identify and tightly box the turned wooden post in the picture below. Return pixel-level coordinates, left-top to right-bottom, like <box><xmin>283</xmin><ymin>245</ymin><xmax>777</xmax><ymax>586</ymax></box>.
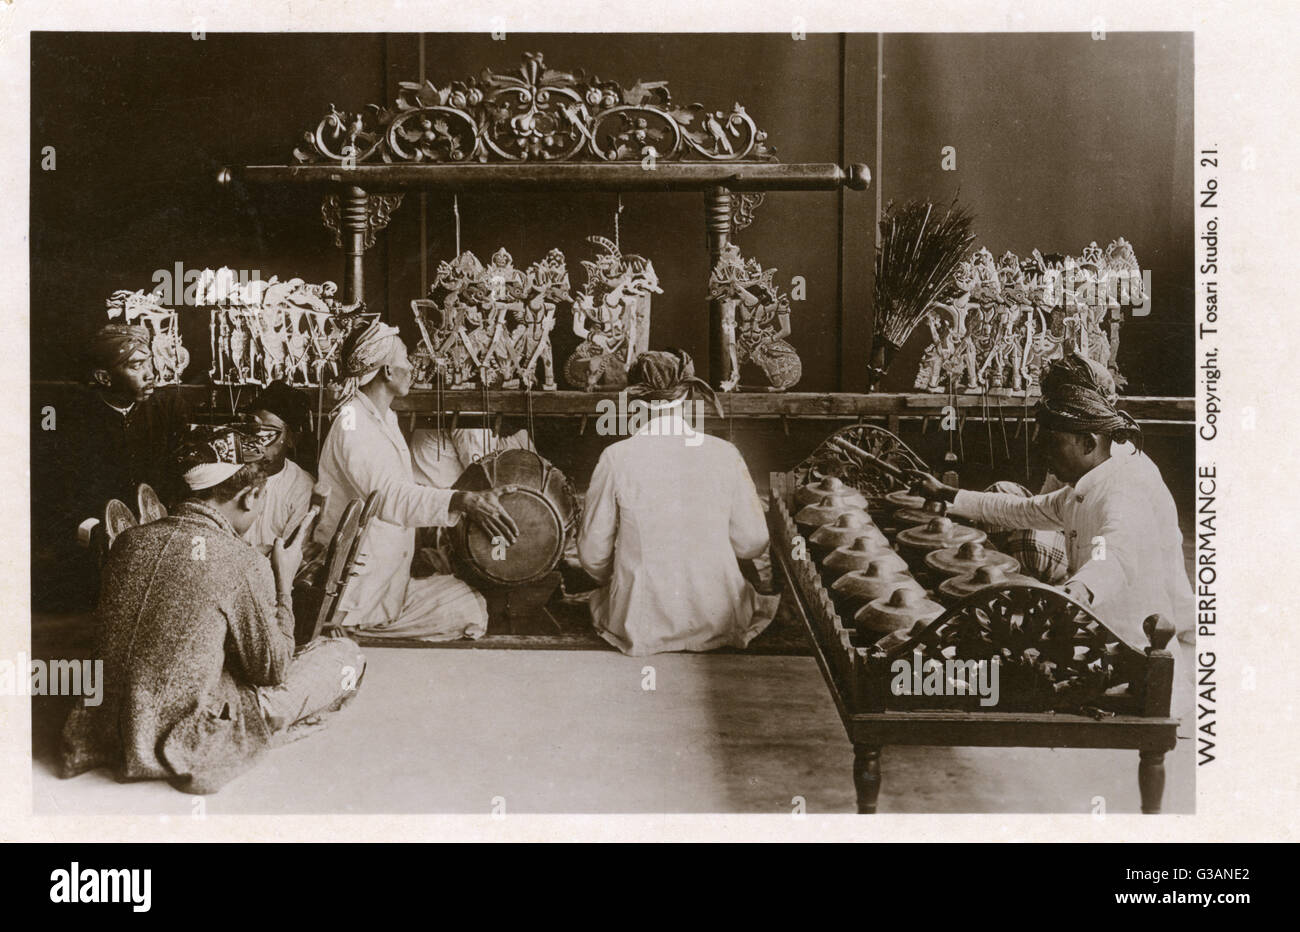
<box><xmin>341</xmin><ymin>185</ymin><xmax>370</xmax><ymax>305</ymax></box>
<box><xmin>1138</xmin><ymin>748</ymin><xmax>1166</xmax><ymax>814</ymax></box>
<box><xmin>853</xmin><ymin>744</ymin><xmax>882</xmax><ymax>814</ymax></box>
<box><xmin>706</xmin><ymin>185</ymin><xmax>733</xmax><ymax>387</ymax></box>
<box><xmin>1138</xmin><ymin>613</ymin><xmax>1177</xmax><ymax>813</ymax></box>
<box><xmin>1141</xmin><ymin>613</ymin><xmax>1176</xmax><ymax>717</ymax></box>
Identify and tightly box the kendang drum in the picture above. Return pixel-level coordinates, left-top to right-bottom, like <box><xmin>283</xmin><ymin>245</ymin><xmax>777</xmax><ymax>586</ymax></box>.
<box><xmin>451</xmin><ymin>448</ymin><xmax>578</xmax><ymax>586</ymax></box>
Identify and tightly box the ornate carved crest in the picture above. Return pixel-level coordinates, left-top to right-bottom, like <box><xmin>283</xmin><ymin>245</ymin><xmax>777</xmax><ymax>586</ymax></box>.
<box><xmin>293</xmin><ymin>52</ymin><xmax>776</xmax><ymax>166</ymax></box>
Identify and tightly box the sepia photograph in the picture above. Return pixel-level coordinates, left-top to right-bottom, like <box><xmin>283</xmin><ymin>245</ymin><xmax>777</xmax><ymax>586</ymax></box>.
<box><xmin>25</xmin><ymin>27</ymin><xmax>1202</xmax><ymax>818</ymax></box>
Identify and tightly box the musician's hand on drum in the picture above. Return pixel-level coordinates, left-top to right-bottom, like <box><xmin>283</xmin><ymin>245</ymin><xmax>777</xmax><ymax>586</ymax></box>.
<box><xmin>905</xmin><ymin>469</ymin><xmax>957</xmax><ymax>503</ymax></box>
<box><xmin>456</xmin><ymin>490</ymin><xmax>520</xmax><ymax>545</ymax></box>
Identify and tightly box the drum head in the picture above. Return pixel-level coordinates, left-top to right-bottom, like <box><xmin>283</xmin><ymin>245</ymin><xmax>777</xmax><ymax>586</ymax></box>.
<box><xmin>490</xmin><ymin>448</ymin><xmax>546</xmax><ymax>490</ymax></box>
<box><xmin>460</xmin><ymin>487</ymin><xmax>565</xmax><ymax>585</ymax></box>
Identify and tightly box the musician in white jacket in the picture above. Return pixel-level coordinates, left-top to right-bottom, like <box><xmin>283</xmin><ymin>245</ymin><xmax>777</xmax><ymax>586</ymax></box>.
<box><xmin>578</xmin><ymin>350</ymin><xmax>779</xmax><ymax>655</ymax></box>
<box><xmin>314</xmin><ymin>321</ymin><xmax>517</xmax><ymax>640</ymax></box>
<box><xmin>908</xmin><ymin>352</ymin><xmax>1194</xmax><ymax>726</ymax></box>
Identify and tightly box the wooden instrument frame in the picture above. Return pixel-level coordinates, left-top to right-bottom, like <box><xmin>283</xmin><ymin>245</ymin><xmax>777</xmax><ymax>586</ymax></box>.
<box><xmin>768</xmin><ymin>464</ymin><xmax>1179</xmax><ymax>814</ymax></box>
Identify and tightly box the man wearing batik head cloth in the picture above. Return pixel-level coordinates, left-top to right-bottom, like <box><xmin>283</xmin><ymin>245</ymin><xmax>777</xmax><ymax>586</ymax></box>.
<box><xmin>976</xmin><ymin>353</ymin><xmax>1139</xmax><ymax>585</ymax></box>
<box><xmin>313</xmin><ymin>319</ymin><xmax>517</xmax><ymax>640</ymax></box>
<box><xmin>909</xmin><ymin>352</ymin><xmax>1194</xmax><ymax>722</ymax></box>
<box><xmin>32</xmin><ymin>323</ymin><xmax>190</xmax><ymax>610</ymax></box>
<box><xmin>578</xmin><ymin>349</ymin><xmax>779</xmax><ymax>655</ymax></box>
<box><xmin>60</xmin><ymin>424</ymin><xmax>365</xmax><ymax>794</ymax></box>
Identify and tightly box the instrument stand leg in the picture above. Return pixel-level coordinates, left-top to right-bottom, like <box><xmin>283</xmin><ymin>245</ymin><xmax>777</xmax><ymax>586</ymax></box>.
<box><xmin>484</xmin><ymin>572</ymin><xmax>564</xmax><ymax>636</ymax></box>
<box><xmin>853</xmin><ymin>743</ymin><xmax>882</xmax><ymax>814</ymax></box>
<box><xmin>1138</xmin><ymin>748</ymin><xmax>1166</xmax><ymax>814</ymax></box>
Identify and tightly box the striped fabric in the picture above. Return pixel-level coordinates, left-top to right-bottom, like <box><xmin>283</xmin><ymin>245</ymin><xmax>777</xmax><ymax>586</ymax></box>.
<box><xmin>979</xmin><ymin>481</ymin><xmax>1069</xmax><ymax>585</ymax></box>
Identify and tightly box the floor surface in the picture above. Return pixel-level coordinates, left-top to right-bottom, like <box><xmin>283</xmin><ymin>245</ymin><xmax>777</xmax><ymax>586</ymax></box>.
<box><xmin>33</xmin><ymin>647</ymin><xmax>1195</xmax><ymax>815</ymax></box>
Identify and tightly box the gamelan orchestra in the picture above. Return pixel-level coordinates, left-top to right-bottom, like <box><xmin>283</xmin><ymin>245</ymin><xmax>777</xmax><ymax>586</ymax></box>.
<box><xmin>32</xmin><ymin>50</ymin><xmax>1195</xmax><ymax>811</ymax></box>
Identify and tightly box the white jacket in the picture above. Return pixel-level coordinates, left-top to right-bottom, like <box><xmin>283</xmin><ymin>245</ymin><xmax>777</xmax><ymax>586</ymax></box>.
<box><xmin>578</xmin><ymin>408</ymin><xmax>778</xmax><ymax>655</ymax></box>
<box><xmin>314</xmin><ymin>392</ymin><xmax>461</xmax><ymax>629</ymax></box>
<box><xmin>951</xmin><ymin>447</ymin><xmax>1194</xmax><ymax>649</ymax></box>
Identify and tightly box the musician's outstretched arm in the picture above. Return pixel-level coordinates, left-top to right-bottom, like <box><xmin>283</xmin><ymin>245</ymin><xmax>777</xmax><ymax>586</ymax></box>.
<box><xmin>908</xmin><ymin>468</ymin><xmax>1067</xmax><ymax>532</ymax></box>
<box><xmin>949</xmin><ymin>487</ymin><xmax>1068</xmax><ymax>532</ymax></box>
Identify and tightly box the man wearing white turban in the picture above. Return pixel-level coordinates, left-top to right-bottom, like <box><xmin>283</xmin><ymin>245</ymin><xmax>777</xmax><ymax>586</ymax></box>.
<box><xmin>314</xmin><ymin>320</ymin><xmax>518</xmax><ymax>640</ymax></box>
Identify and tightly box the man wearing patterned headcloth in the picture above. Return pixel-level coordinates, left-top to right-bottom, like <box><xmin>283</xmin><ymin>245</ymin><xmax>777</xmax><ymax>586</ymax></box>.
<box><xmin>578</xmin><ymin>348</ymin><xmax>779</xmax><ymax>655</ymax></box>
<box><xmin>908</xmin><ymin>352</ymin><xmax>1194</xmax><ymax>723</ymax></box>
<box><xmin>240</xmin><ymin>380</ymin><xmax>316</xmax><ymax>553</ymax></box>
<box><xmin>313</xmin><ymin>319</ymin><xmax>517</xmax><ymax>640</ymax></box>
<box><xmin>60</xmin><ymin>424</ymin><xmax>365</xmax><ymax>794</ymax></box>
<box><xmin>33</xmin><ymin>323</ymin><xmax>190</xmax><ymax>610</ymax></box>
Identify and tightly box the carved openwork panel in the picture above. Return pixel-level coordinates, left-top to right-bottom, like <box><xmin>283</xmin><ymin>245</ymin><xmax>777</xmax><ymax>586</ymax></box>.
<box><xmin>293</xmin><ymin>52</ymin><xmax>775</xmax><ymax>167</ymax></box>
<box><xmin>877</xmin><ymin>583</ymin><xmax>1154</xmax><ymax>714</ymax></box>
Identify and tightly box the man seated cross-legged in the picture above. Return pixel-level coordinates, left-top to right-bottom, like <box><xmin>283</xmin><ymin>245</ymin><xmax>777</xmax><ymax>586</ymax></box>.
<box><xmin>59</xmin><ymin>423</ymin><xmax>366</xmax><ymax>795</ymax></box>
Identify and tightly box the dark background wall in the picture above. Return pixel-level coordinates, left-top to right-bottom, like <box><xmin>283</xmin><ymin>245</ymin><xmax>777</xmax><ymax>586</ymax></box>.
<box><xmin>30</xmin><ymin>32</ymin><xmax>1195</xmax><ymax>508</ymax></box>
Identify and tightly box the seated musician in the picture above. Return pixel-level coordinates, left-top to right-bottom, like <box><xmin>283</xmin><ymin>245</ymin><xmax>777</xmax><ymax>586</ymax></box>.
<box><xmin>59</xmin><ymin>424</ymin><xmax>365</xmax><ymax>795</ymax></box>
<box><xmin>578</xmin><ymin>349</ymin><xmax>779</xmax><ymax>656</ymax></box>
<box><xmin>907</xmin><ymin>352</ymin><xmax>1194</xmax><ymax>721</ymax></box>
<box><xmin>313</xmin><ymin>320</ymin><xmax>518</xmax><ymax>641</ymax></box>
<box><xmin>974</xmin><ymin>362</ymin><xmax>1137</xmax><ymax>586</ymax></box>
<box><xmin>32</xmin><ymin>323</ymin><xmax>190</xmax><ymax>610</ymax></box>
<box><xmin>241</xmin><ymin>380</ymin><xmax>316</xmax><ymax>553</ymax></box>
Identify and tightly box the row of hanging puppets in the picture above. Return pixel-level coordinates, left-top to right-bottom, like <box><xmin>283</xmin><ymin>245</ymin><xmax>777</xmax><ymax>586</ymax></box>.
<box><xmin>104</xmin><ymin>235</ymin><xmax>1144</xmax><ymax>396</ymax></box>
<box><xmin>103</xmin><ymin>236</ymin><xmax>803</xmax><ymax>393</ymax></box>
<box><xmin>912</xmin><ymin>238</ymin><xmax>1145</xmax><ymax>395</ymax></box>
<box><xmin>105</xmin><ymin>270</ymin><xmax>370</xmax><ymax>389</ymax></box>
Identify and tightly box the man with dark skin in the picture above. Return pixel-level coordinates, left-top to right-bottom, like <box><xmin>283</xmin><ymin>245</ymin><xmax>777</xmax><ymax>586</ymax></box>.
<box><xmin>314</xmin><ymin>321</ymin><xmax>518</xmax><ymax>640</ymax></box>
<box><xmin>60</xmin><ymin>424</ymin><xmax>365</xmax><ymax>794</ymax></box>
<box><xmin>904</xmin><ymin>353</ymin><xmax>1194</xmax><ymax>723</ymax></box>
<box><xmin>910</xmin><ymin>425</ymin><xmax>1112</xmax><ymax>605</ymax></box>
<box><xmin>33</xmin><ymin>324</ymin><xmax>189</xmax><ymax>609</ymax></box>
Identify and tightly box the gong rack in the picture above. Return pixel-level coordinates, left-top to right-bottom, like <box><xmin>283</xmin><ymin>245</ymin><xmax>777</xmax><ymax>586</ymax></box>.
<box><xmin>768</xmin><ymin>425</ymin><xmax>1179</xmax><ymax>814</ymax></box>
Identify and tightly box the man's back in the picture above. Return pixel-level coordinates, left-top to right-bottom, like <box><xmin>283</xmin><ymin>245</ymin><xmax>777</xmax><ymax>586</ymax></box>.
<box><xmin>61</xmin><ymin>500</ymin><xmax>294</xmax><ymax>794</ymax></box>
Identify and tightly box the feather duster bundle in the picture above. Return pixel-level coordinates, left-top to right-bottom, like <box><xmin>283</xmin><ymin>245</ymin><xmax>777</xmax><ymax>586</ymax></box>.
<box><xmin>867</xmin><ymin>197</ymin><xmax>975</xmax><ymax>390</ymax></box>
